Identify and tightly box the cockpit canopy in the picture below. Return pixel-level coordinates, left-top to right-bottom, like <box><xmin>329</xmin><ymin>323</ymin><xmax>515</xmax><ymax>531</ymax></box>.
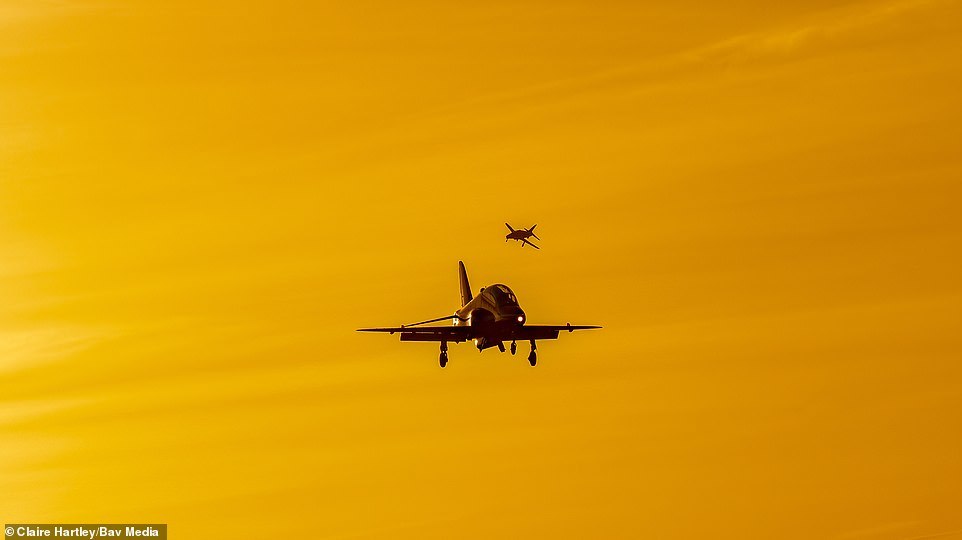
<box><xmin>488</xmin><ymin>284</ymin><xmax>519</xmax><ymax>305</ymax></box>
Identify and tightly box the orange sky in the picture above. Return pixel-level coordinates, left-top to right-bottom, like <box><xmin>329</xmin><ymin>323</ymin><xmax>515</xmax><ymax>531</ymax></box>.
<box><xmin>2</xmin><ymin>0</ymin><xmax>961</xmax><ymax>538</ymax></box>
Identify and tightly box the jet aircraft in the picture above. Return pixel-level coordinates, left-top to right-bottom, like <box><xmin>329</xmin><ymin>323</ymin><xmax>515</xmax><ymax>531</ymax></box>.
<box><xmin>358</xmin><ymin>261</ymin><xmax>600</xmax><ymax>367</ymax></box>
<box><xmin>505</xmin><ymin>223</ymin><xmax>540</xmax><ymax>249</ymax></box>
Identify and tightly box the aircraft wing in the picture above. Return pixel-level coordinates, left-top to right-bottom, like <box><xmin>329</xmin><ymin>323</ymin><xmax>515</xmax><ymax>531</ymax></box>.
<box><xmin>509</xmin><ymin>324</ymin><xmax>601</xmax><ymax>340</ymax></box>
<box><xmin>357</xmin><ymin>325</ymin><xmax>473</xmax><ymax>342</ymax></box>
<box><xmin>357</xmin><ymin>324</ymin><xmax>600</xmax><ymax>341</ymax></box>
<box><xmin>521</xmin><ymin>238</ymin><xmax>540</xmax><ymax>249</ymax></box>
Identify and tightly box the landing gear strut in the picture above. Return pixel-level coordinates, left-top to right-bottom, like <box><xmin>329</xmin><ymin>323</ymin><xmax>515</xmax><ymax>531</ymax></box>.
<box><xmin>439</xmin><ymin>341</ymin><xmax>448</xmax><ymax>368</ymax></box>
<box><xmin>510</xmin><ymin>340</ymin><xmax>517</xmax><ymax>355</ymax></box>
<box><xmin>527</xmin><ymin>340</ymin><xmax>537</xmax><ymax>366</ymax></box>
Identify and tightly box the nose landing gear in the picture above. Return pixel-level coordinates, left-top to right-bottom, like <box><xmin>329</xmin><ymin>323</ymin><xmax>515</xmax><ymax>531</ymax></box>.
<box><xmin>527</xmin><ymin>340</ymin><xmax>537</xmax><ymax>366</ymax></box>
<box><xmin>510</xmin><ymin>340</ymin><xmax>517</xmax><ymax>355</ymax></box>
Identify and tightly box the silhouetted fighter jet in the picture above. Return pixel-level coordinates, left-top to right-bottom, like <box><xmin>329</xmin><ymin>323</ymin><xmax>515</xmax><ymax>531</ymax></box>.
<box><xmin>358</xmin><ymin>261</ymin><xmax>600</xmax><ymax>367</ymax></box>
<box><xmin>505</xmin><ymin>223</ymin><xmax>540</xmax><ymax>249</ymax></box>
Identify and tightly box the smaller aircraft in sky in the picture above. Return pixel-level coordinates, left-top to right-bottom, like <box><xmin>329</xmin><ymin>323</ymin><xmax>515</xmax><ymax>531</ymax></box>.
<box><xmin>505</xmin><ymin>223</ymin><xmax>540</xmax><ymax>249</ymax></box>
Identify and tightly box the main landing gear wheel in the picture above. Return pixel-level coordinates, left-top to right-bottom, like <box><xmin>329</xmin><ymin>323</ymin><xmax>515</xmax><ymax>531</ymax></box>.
<box><xmin>510</xmin><ymin>341</ymin><xmax>517</xmax><ymax>355</ymax></box>
<box><xmin>527</xmin><ymin>339</ymin><xmax>537</xmax><ymax>367</ymax></box>
<box><xmin>439</xmin><ymin>352</ymin><xmax>448</xmax><ymax>368</ymax></box>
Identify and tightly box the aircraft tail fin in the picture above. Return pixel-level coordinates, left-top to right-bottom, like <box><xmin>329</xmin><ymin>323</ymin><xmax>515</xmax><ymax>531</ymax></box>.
<box><xmin>459</xmin><ymin>261</ymin><xmax>473</xmax><ymax>307</ymax></box>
